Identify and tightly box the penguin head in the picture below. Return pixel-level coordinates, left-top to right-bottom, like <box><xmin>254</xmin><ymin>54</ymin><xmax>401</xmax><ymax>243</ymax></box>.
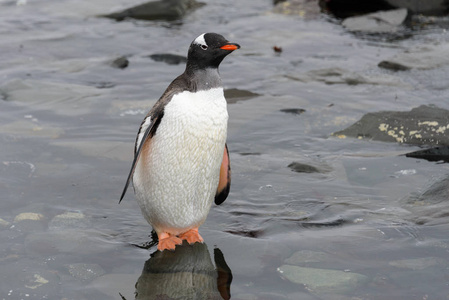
<box><xmin>186</xmin><ymin>33</ymin><xmax>240</xmax><ymax>71</ymax></box>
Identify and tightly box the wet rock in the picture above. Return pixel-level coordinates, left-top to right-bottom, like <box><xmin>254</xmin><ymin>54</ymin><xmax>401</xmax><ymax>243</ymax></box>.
<box><xmin>149</xmin><ymin>53</ymin><xmax>187</xmax><ymax>65</ymax></box>
<box><xmin>379</xmin><ymin>44</ymin><xmax>449</xmax><ymax>71</ymax></box>
<box><xmin>333</xmin><ymin>105</ymin><xmax>449</xmax><ymax>146</ymax></box>
<box><xmin>385</xmin><ymin>0</ymin><xmax>449</xmax><ymax>15</ymax></box>
<box><xmin>285</xmin><ymin>250</ymin><xmax>332</xmax><ymax>266</ymax></box>
<box><xmin>272</xmin><ymin>0</ymin><xmax>321</xmax><ymax>19</ymax></box>
<box><xmin>288</xmin><ymin>162</ymin><xmax>320</xmax><ymax>173</ymax></box>
<box><xmin>48</xmin><ymin>212</ymin><xmax>90</xmax><ymax>231</ymax></box>
<box><xmin>280</xmin><ymin>108</ymin><xmax>306</xmax><ymax>115</ymax></box>
<box><xmin>110</xmin><ymin>56</ymin><xmax>129</xmax><ymax>69</ymax></box>
<box><xmin>0</xmin><ymin>218</ymin><xmax>10</xmax><ymax>228</ymax></box>
<box><xmin>14</xmin><ymin>212</ymin><xmax>45</xmax><ymax>222</ymax></box>
<box><xmin>277</xmin><ymin>265</ymin><xmax>368</xmax><ymax>293</ymax></box>
<box><xmin>320</xmin><ymin>0</ymin><xmax>395</xmax><ymax>19</ymax></box>
<box><xmin>66</xmin><ymin>263</ymin><xmax>106</xmax><ymax>281</ymax></box>
<box><xmin>389</xmin><ymin>257</ymin><xmax>442</xmax><ymax>270</ymax></box>
<box><xmin>342</xmin><ymin>8</ymin><xmax>408</xmax><ymax>33</ymax></box>
<box><xmin>224</xmin><ymin>88</ymin><xmax>260</xmax><ymax>104</ymax></box>
<box><xmin>405</xmin><ymin>146</ymin><xmax>449</xmax><ymax>162</ymax></box>
<box><xmin>102</xmin><ymin>0</ymin><xmax>205</xmax><ymax>21</ymax></box>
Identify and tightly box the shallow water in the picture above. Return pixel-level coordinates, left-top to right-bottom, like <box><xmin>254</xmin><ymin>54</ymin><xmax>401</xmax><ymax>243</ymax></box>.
<box><xmin>1</xmin><ymin>0</ymin><xmax>449</xmax><ymax>299</ymax></box>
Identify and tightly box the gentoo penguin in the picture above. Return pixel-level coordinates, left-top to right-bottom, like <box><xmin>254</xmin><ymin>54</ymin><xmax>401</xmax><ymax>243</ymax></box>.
<box><xmin>120</xmin><ymin>33</ymin><xmax>240</xmax><ymax>251</ymax></box>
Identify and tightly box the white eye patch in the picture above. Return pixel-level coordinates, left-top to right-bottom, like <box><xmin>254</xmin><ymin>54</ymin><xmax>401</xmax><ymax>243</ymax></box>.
<box><xmin>193</xmin><ymin>33</ymin><xmax>207</xmax><ymax>47</ymax></box>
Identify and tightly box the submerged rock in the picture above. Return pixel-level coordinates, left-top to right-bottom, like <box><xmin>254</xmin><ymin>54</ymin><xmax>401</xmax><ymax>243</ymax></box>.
<box><xmin>224</xmin><ymin>88</ymin><xmax>260</xmax><ymax>104</ymax></box>
<box><xmin>289</xmin><ymin>67</ymin><xmax>408</xmax><ymax>87</ymax></box>
<box><xmin>280</xmin><ymin>108</ymin><xmax>306</xmax><ymax>115</ymax></box>
<box><xmin>277</xmin><ymin>265</ymin><xmax>368</xmax><ymax>293</ymax></box>
<box><xmin>333</xmin><ymin>105</ymin><xmax>449</xmax><ymax>146</ymax></box>
<box><xmin>102</xmin><ymin>0</ymin><xmax>205</xmax><ymax>21</ymax></box>
<box><xmin>288</xmin><ymin>162</ymin><xmax>320</xmax><ymax>173</ymax></box>
<box><xmin>379</xmin><ymin>44</ymin><xmax>449</xmax><ymax>71</ymax></box>
<box><xmin>342</xmin><ymin>8</ymin><xmax>408</xmax><ymax>33</ymax></box>
<box><xmin>66</xmin><ymin>263</ymin><xmax>106</xmax><ymax>281</ymax></box>
<box><xmin>284</xmin><ymin>250</ymin><xmax>332</xmax><ymax>266</ymax></box>
<box><xmin>389</xmin><ymin>257</ymin><xmax>442</xmax><ymax>270</ymax></box>
<box><xmin>402</xmin><ymin>175</ymin><xmax>449</xmax><ymax>225</ymax></box>
<box><xmin>149</xmin><ymin>53</ymin><xmax>187</xmax><ymax>65</ymax></box>
<box><xmin>110</xmin><ymin>56</ymin><xmax>129</xmax><ymax>69</ymax></box>
<box><xmin>49</xmin><ymin>212</ymin><xmax>90</xmax><ymax>231</ymax></box>
<box><xmin>272</xmin><ymin>0</ymin><xmax>321</xmax><ymax>19</ymax></box>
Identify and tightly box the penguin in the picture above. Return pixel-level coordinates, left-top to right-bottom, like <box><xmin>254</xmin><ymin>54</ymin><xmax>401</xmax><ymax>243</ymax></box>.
<box><xmin>120</xmin><ymin>33</ymin><xmax>240</xmax><ymax>251</ymax></box>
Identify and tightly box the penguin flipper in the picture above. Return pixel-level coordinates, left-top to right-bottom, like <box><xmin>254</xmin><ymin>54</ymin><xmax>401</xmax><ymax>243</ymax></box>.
<box><xmin>119</xmin><ymin>112</ymin><xmax>163</xmax><ymax>203</ymax></box>
<box><xmin>215</xmin><ymin>144</ymin><xmax>231</xmax><ymax>205</ymax></box>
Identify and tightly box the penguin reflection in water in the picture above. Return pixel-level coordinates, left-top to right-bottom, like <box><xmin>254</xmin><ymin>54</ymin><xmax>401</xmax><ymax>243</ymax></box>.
<box><xmin>120</xmin><ymin>33</ymin><xmax>240</xmax><ymax>251</ymax></box>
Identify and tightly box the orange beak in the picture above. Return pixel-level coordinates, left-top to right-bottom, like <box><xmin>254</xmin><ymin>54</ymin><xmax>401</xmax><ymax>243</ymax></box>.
<box><xmin>220</xmin><ymin>43</ymin><xmax>240</xmax><ymax>51</ymax></box>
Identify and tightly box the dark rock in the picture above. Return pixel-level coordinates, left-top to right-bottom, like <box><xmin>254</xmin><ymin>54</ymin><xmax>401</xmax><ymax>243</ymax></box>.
<box><xmin>405</xmin><ymin>146</ymin><xmax>449</xmax><ymax>162</ymax></box>
<box><xmin>149</xmin><ymin>53</ymin><xmax>187</xmax><ymax>65</ymax></box>
<box><xmin>111</xmin><ymin>56</ymin><xmax>129</xmax><ymax>69</ymax></box>
<box><xmin>101</xmin><ymin>0</ymin><xmax>205</xmax><ymax>21</ymax></box>
<box><xmin>288</xmin><ymin>162</ymin><xmax>320</xmax><ymax>173</ymax></box>
<box><xmin>320</xmin><ymin>0</ymin><xmax>395</xmax><ymax>19</ymax></box>
<box><xmin>342</xmin><ymin>8</ymin><xmax>408</xmax><ymax>33</ymax></box>
<box><xmin>333</xmin><ymin>105</ymin><xmax>449</xmax><ymax>146</ymax></box>
<box><xmin>378</xmin><ymin>60</ymin><xmax>410</xmax><ymax>71</ymax></box>
<box><xmin>280</xmin><ymin>108</ymin><xmax>306</xmax><ymax>115</ymax></box>
<box><xmin>384</xmin><ymin>0</ymin><xmax>449</xmax><ymax>15</ymax></box>
<box><xmin>378</xmin><ymin>44</ymin><xmax>449</xmax><ymax>71</ymax></box>
<box><xmin>224</xmin><ymin>88</ymin><xmax>260</xmax><ymax>104</ymax></box>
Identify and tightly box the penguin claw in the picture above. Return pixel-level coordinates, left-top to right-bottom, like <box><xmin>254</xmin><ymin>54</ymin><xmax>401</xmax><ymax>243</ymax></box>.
<box><xmin>157</xmin><ymin>233</ymin><xmax>183</xmax><ymax>251</ymax></box>
<box><xmin>179</xmin><ymin>228</ymin><xmax>204</xmax><ymax>245</ymax></box>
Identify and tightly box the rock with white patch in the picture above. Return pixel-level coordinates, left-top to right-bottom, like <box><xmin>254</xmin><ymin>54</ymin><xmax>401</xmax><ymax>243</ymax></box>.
<box><xmin>333</xmin><ymin>105</ymin><xmax>449</xmax><ymax>146</ymax></box>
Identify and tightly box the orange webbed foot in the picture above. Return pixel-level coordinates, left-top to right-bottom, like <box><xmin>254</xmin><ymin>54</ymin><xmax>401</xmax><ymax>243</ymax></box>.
<box><xmin>157</xmin><ymin>232</ymin><xmax>183</xmax><ymax>251</ymax></box>
<box><xmin>179</xmin><ymin>228</ymin><xmax>204</xmax><ymax>245</ymax></box>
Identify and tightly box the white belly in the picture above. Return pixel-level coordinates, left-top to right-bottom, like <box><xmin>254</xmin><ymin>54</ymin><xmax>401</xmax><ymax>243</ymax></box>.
<box><xmin>133</xmin><ymin>87</ymin><xmax>228</xmax><ymax>234</ymax></box>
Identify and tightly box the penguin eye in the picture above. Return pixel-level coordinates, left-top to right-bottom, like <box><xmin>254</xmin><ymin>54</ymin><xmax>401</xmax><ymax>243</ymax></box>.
<box><xmin>200</xmin><ymin>44</ymin><xmax>208</xmax><ymax>50</ymax></box>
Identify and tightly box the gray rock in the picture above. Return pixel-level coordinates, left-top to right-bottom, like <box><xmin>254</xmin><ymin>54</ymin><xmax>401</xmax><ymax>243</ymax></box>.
<box><xmin>149</xmin><ymin>53</ymin><xmax>187</xmax><ymax>65</ymax></box>
<box><xmin>66</xmin><ymin>263</ymin><xmax>106</xmax><ymax>281</ymax></box>
<box><xmin>342</xmin><ymin>8</ymin><xmax>408</xmax><ymax>33</ymax></box>
<box><xmin>379</xmin><ymin>44</ymin><xmax>449</xmax><ymax>71</ymax></box>
<box><xmin>333</xmin><ymin>105</ymin><xmax>449</xmax><ymax>146</ymax></box>
<box><xmin>102</xmin><ymin>0</ymin><xmax>205</xmax><ymax>21</ymax></box>
<box><xmin>277</xmin><ymin>265</ymin><xmax>368</xmax><ymax>293</ymax></box>
<box><xmin>385</xmin><ymin>0</ymin><xmax>448</xmax><ymax>15</ymax></box>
